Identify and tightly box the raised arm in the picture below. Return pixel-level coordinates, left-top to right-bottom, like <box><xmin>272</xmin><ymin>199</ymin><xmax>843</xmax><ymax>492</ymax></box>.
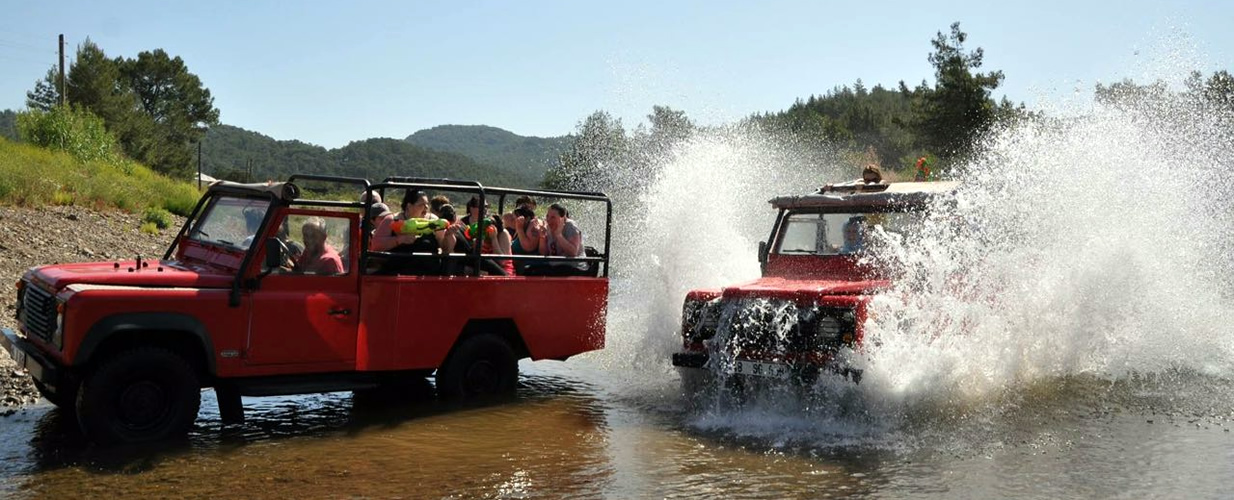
<box><xmin>555</xmin><ymin>231</ymin><xmax>582</xmax><ymax>258</ymax></box>
<box><xmin>370</xmin><ymin>216</ymin><xmax>399</xmax><ymax>252</ymax></box>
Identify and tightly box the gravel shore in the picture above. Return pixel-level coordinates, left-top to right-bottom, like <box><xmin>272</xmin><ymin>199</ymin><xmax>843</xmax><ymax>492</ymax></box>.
<box><xmin>0</xmin><ymin>205</ymin><xmax>179</xmax><ymax>412</ymax></box>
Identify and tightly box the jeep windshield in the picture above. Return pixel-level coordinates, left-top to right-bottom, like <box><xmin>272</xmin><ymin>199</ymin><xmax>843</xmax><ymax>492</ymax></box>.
<box><xmin>776</xmin><ymin>211</ymin><xmax>923</xmax><ymax>256</ymax></box>
<box><xmin>188</xmin><ymin>196</ymin><xmax>272</xmax><ymax>250</ymax></box>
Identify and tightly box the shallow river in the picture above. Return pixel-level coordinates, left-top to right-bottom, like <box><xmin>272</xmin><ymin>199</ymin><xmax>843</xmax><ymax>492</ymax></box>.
<box><xmin>2</xmin><ymin>357</ymin><xmax>1233</xmax><ymax>499</ymax></box>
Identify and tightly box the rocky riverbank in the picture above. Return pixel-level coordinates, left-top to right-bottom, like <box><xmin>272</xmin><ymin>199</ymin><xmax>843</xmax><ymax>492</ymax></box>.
<box><xmin>0</xmin><ymin>205</ymin><xmax>179</xmax><ymax>412</ymax></box>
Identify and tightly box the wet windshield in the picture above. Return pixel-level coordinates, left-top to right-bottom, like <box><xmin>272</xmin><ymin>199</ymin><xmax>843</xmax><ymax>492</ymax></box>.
<box><xmin>189</xmin><ymin>196</ymin><xmax>273</xmax><ymax>250</ymax></box>
<box><xmin>775</xmin><ymin>211</ymin><xmax>922</xmax><ymax>256</ymax></box>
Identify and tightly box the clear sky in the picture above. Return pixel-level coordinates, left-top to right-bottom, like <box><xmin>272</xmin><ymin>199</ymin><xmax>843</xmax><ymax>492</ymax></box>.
<box><xmin>1</xmin><ymin>0</ymin><xmax>1228</xmax><ymax>148</ymax></box>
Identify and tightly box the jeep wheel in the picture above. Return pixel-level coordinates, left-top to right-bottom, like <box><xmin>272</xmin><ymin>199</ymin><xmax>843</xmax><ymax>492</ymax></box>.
<box><xmin>436</xmin><ymin>335</ymin><xmax>518</xmax><ymax>399</ymax></box>
<box><xmin>76</xmin><ymin>347</ymin><xmax>202</xmax><ymax>445</ymax></box>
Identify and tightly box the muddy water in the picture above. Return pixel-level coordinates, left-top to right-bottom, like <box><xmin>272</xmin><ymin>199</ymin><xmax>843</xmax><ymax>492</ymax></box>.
<box><xmin>1</xmin><ymin>359</ymin><xmax>1233</xmax><ymax>499</ymax></box>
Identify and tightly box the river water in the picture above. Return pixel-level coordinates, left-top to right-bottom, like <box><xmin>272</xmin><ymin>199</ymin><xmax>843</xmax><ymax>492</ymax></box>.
<box><xmin>6</xmin><ymin>35</ymin><xmax>1234</xmax><ymax>499</ymax></box>
<box><xmin>2</xmin><ymin>362</ymin><xmax>1234</xmax><ymax>498</ymax></box>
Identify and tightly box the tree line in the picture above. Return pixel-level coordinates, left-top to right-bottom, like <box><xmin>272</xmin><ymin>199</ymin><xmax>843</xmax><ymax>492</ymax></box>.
<box><xmin>201</xmin><ymin>124</ymin><xmax>532</xmax><ymax>188</ymax></box>
<box><xmin>543</xmin><ymin>23</ymin><xmax>1234</xmax><ymax>189</ymax></box>
<box><xmin>7</xmin><ymin>24</ymin><xmax>1232</xmax><ymax>192</ymax></box>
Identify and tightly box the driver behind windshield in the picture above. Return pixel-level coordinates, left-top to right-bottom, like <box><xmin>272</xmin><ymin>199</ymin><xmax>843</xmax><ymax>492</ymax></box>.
<box><xmin>838</xmin><ymin>216</ymin><xmax>866</xmax><ymax>255</ymax></box>
<box><xmin>292</xmin><ymin>217</ymin><xmax>343</xmax><ymax>275</ymax></box>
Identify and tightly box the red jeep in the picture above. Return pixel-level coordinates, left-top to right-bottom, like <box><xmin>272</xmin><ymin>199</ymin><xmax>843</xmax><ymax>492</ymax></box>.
<box><xmin>672</xmin><ymin>181</ymin><xmax>957</xmax><ymax>387</ymax></box>
<box><xmin>3</xmin><ymin>175</ymin><xmax>611</xmax><ymax>444</ymax></box>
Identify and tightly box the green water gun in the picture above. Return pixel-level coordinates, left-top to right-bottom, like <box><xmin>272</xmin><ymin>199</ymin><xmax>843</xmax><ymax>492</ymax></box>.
<box><xmin>391</xmin><ymin>218</ymin><xmax>448</xmax><ymax>236</ymax></box>
<box><xmin>467</xmin><ymin>219</ymin><xmax>497</xmax><ymax>242</ymax></box>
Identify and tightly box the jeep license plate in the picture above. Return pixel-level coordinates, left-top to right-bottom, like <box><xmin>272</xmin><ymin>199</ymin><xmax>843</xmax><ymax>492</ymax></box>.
<box><xmin>731</xmin><ymin>359</ymin><xmax>791</xmax><ymax>379</ymax></box>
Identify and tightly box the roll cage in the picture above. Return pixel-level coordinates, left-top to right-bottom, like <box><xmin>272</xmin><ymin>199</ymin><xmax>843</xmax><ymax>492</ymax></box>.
<box><xmin>164</xmin><ymin>175</ymin><xmax>613</xmax><ymax>303</ymax></box>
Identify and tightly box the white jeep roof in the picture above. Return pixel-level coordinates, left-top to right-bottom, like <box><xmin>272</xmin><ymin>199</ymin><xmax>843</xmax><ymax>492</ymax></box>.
<box><xmin>769</xmin><ymin>181</ymin><xmax>959</xmax><ymax>210</ymax></box>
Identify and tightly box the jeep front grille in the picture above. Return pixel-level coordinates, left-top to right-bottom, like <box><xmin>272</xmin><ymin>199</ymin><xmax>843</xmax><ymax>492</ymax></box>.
<box><xmin>19</xmin><ymin>282</ymin><xmax>56</xmax><ymax>345</ymax></box>
<box><xmin>720</xmin><ymin>299</ymin><xmax>856</xmax><ymax>355</ymax></box>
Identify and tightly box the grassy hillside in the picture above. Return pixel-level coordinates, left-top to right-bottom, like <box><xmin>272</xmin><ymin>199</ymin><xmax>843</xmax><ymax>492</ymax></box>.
<box><xmin>404</xmin><ymin>125</ymin><xmax>567</xmax><ymax>183</ymax></box>
<box><xmin>203</xmin><ymin>124</ymin><xmax>533</xmax><ymax>188</ymax></box>
<box><xmin>0</xmin><ymin>137</ymin><xmax>200</xmax><ymax>215</ymax></box>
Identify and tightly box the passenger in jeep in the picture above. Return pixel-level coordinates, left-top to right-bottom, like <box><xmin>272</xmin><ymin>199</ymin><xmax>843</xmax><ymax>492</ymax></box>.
<box><xmin>838</xmin><ymin>216</ymin><xmax>867</xmax><ymax>255</ymax></box>
<box><xmin>293</xmin><ymin>217</ymin><xmax>344</xmax><ymax>275</ymax></box>
<box><xmin>523</xmin><ymin>203</ymin><xmax>586</xmax><ymax>276</ymax></box>
<box><xmin>391</xmin><ymin>189</ymin><xmax>455</xmax><ymax>253</ymax></box>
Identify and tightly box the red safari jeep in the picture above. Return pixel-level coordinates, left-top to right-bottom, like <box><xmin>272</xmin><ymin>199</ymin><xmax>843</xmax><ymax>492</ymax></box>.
<box><xmin>672</xmin><ymin>181</ymin><xmax>957</xmax><ymax>387</ymax></box>
<box><xmin>3</xmin><ymin>175</ymin><xmax>612</xmax><ymax>444</ymax></box>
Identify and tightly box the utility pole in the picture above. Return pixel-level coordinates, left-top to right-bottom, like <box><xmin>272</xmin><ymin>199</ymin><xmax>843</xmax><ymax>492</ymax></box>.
<box><xmin>197</xmin><ymin>141</ymin><xmax>203</xmax><ymax>190</ymax></box>
<box><xmin>58</xmin><ymin>34</ymin><xmax>66</xmax><ymax>105</ymax></box>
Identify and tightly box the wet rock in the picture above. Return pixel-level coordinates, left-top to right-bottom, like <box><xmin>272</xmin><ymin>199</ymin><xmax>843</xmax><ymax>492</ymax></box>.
<box><xmin>0</xmin><ymin>205</ymin><xmax>183</xmax><ymax>410</ymax></box>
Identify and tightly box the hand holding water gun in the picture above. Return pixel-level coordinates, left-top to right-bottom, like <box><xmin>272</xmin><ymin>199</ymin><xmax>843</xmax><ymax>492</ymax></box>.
<box><xmin>390</xmin><ymin>217</ymin><xmax>448</xmax><ymax>236</ymax></box>
<box><xmin>465</xmin><ymin>218</ymin><xmax>498</xmax><ymax>242</ymax></box>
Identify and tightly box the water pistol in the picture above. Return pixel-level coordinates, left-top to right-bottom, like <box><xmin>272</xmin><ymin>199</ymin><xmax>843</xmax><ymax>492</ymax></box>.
<box><xmin>465</xmin><ymin>219</ymin><xmax>498</xmax><ymax>242</ymax></box>
<box><xmin>390</xmin><ymin>218</ymin><xmax>448</xmax><ymax>236</ymax></box>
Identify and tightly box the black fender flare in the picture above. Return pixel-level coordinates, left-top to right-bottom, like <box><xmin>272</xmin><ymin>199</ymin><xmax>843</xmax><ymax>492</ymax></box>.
<box><xmin>76</xmin><ymin>313</ymin><xmax>216</xmax><ymax>375</ymax></box>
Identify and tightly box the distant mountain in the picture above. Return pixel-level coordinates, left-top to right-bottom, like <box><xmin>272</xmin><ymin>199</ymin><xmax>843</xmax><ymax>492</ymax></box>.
<box><xmin>201</xmin><ymin>124</ymin><xmax>530</xmax><ymax>188</ymax></box>
<box><xmin>405</xmin><ymin>125</ymin><xmax>568</xmax><ymax>183</ymax></box>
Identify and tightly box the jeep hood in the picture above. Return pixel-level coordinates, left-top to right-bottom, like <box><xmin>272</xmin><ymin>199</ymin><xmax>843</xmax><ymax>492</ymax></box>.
<box><xmin>26</xmin><ymin>259</ymin><xmax>234</xmax><ymax>290</ymax></box>
<box><xmin>719</xmin><ymin>276</ymin><xmax>889</xmax><ymax>301</ymax></box>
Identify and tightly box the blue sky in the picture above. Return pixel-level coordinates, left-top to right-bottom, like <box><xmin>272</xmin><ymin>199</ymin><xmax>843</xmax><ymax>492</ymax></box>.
<box><xmin>1</xmin><ymin>0</ymin><xmax>1228</xmax><ymax>148</ymax></box>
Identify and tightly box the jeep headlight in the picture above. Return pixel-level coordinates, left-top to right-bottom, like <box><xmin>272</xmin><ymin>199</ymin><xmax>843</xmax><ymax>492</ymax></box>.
<box><xmin>14</xmin><ymin>279</ymin><xmax>25</xmax><ymax>319</ymax></box>
<box><xmin>53</xmin><ymin>300</ymin><xmax>65</xmax><ymax>349</ymax></box>
<box><xmin>681</xmin><ymin>299</ymin><xmax>702</xmax><ymax>335</ymax></box>
<box><xmin>815</xmin><ymin>316</ymin><xmax>843</xmax><ymax>343</ymax></box>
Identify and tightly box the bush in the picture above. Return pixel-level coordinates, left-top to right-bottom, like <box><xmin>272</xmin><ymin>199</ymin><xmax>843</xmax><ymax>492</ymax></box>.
<box><xmin>139</xmin><ymin>221</ymin><xmax>160</xmax><ymax>235</ymax></box>
<box><xmin>0</xmin><ymin>137</ymin><xmax>203</xmax><ymax>214</ymax></box>
<box><xmin>16</xmin><ymin>105</ymin><xmax>121</xmax><ymax>164</ymax></box>
<box><xmin>142</xmin><ymin>207</ymin><xmax>174</xmax><ymax>229</ymax></box>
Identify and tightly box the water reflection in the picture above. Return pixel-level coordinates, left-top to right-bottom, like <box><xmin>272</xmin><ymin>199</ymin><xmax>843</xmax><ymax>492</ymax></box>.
<box><xmin>2</xmin><ymin>372</ymin><xmax>616</xmax><ymax>499</ymax></box>
<box><xmin>5</xmin><ymin>366</ymin><xmax>1234</xmax><ymax>498</ymax></box>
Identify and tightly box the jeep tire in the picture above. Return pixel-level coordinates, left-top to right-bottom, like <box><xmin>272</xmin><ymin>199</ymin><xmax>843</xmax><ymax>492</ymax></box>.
<box><xmin>435</xmin><ymin>334</ymin><xmax>518</xmax><ymax>399</ymax></box>
<box><xmin>76</xmin><ymin>347</ymin><xmax>202</xmax><ymax>445</ymax></box>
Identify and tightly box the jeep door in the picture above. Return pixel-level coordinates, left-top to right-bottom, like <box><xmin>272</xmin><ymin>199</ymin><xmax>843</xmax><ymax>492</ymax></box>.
<box><xmin>245</xmin><ymin>210</ymin><xmax>360</xmax><ymax>369</ymax></box>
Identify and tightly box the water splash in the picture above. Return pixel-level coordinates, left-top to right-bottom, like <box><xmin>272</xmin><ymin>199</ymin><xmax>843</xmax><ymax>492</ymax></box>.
<box><xmin>584</xmin><ymin>34</ymin><xmax>1234</xmax><ymax>449</ymax></box>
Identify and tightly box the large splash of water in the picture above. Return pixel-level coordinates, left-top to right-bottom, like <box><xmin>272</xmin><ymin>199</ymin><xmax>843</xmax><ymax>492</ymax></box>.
<box><xmin>584</xmin><ymin>37</ymin><xmax>1234</xmax><ymax>447</ymax></box>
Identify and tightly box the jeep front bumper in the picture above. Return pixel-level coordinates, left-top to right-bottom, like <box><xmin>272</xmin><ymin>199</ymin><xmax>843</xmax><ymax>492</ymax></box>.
<box><xmin>672</xmin><ymin>351</ymin><xmax>708</xmax><ymax>369</ymax></box>
<box><xmin>671</xmin><ymin>349</ymin><xmax>862</xmax><ymax>383</ymax></box>
<box><xmin>1</xmin><ymin>327</ymin><xmax>61</xmax><ymax>390</ymax></box>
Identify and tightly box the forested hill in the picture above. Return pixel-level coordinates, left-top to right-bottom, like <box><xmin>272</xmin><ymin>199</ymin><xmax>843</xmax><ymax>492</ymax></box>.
<box><xmin>404</xmin><ymin>125</ymin><xmax>567</xmax><ymax>182</ymax></box>
<box><xmin>202</xmin><ymin>124</ymin><xmax>529</xmax><ymax>188</ymax></box>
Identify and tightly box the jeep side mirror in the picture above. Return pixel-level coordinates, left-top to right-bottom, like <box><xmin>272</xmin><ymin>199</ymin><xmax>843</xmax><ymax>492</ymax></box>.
<box><xmin>757</xmin><ymin>241</ymin><xmax>768</xmax><ymax>263</ymax></box>
<box><xmin>263</xmin><ymin>237</ymin><xmax>283</xmax><ymax>272</ymax></box>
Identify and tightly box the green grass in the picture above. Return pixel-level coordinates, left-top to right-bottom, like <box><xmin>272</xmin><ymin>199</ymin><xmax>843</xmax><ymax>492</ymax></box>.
<box><xmin>0</xmin><ymin>137</ymin><xmax>201</xmax><ymax>216</ymax></box>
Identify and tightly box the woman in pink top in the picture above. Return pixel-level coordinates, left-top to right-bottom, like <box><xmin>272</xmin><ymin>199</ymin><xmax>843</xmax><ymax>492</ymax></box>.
<box><xmin>370</xmin><ymin>190</ymin><xmax>455</xmax><ymax>253</ymax></box>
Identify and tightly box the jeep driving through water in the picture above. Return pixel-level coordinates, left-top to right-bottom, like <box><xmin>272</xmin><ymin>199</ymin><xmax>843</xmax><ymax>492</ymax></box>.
<box><xmin>672</xmin><ymin>180</ymin><xmax>957</xmax><ymax>389</ymax></box>
<box><xmin>3</xmin><ymin>175</ymin><xmax>612</xmax><ymax>444</ymax></box>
